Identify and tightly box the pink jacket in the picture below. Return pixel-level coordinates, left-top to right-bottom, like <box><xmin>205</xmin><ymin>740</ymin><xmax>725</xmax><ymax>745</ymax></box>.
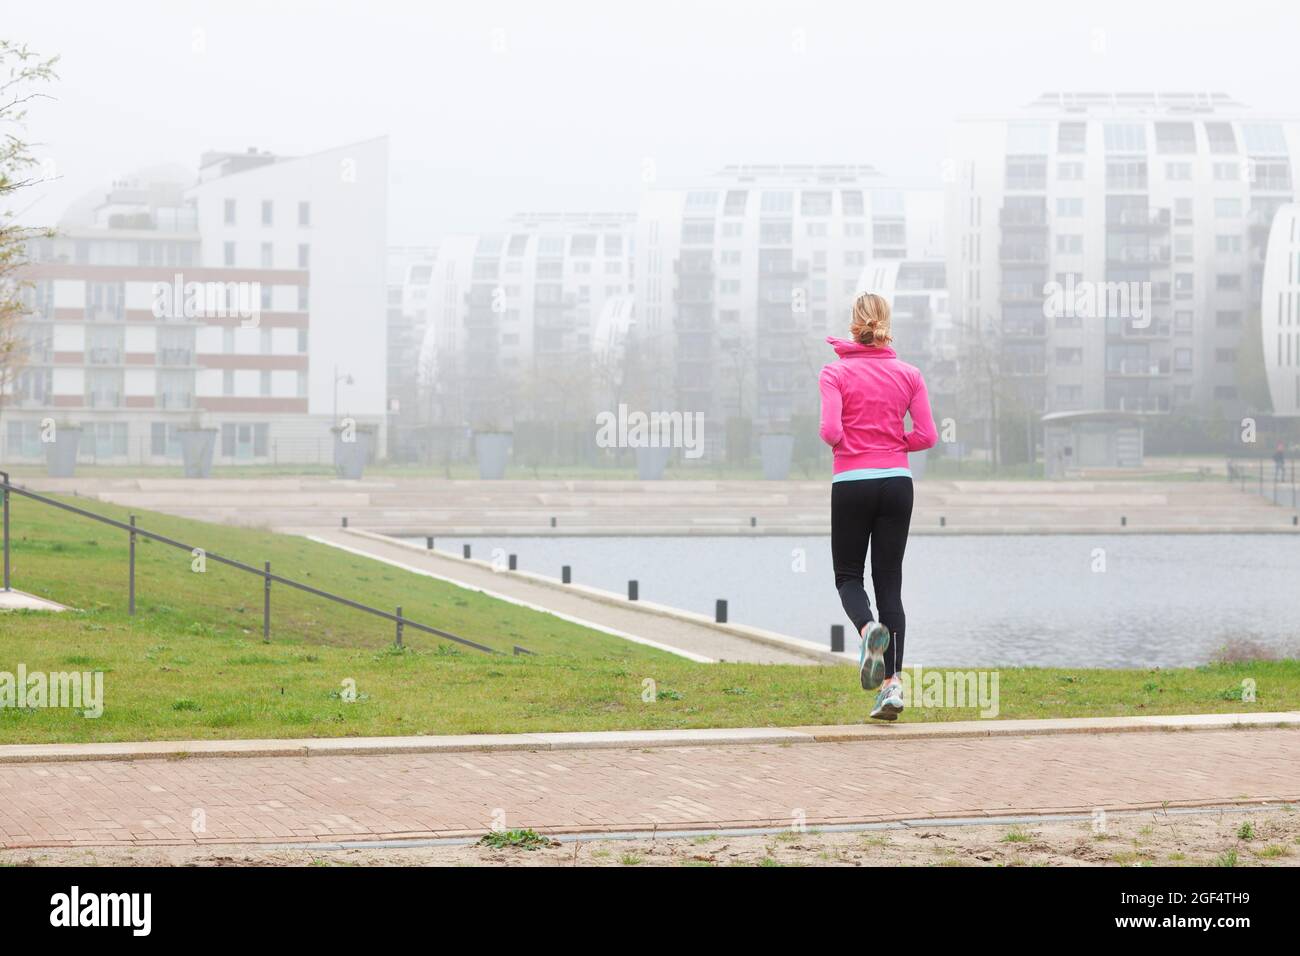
<box><xmin>818</xmin><ymin>336</ymin><xmax>938</xmax><ymax>473</ymax></box>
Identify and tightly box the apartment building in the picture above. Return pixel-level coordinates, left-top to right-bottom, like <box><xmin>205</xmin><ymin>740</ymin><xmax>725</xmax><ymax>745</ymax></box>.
<box><xmin>422</xmin><ymin>212</ymin><xmax>636</xmax><ymax>430</ymax></box>
<box><xmin>634</xmin><ymin>164</ymin><xmax>942</xmax><ymax>449</ymax></box>
<box><xmin>4</xmin><ymin>139</ymin><xmax>388</xmax><ymax>465</ymax></box>
<box><xmin>386</xmin><ymin>245</ymin><xmax>436</xmax><ymax>460</ymax></box>
<box><xmin>1262</xmin><ymin>203</ymin><xmax>1300</xmax><ymax>415</ymax></box>
<box><xmin>946</xmin><ymin>92</ymin><xmax>1299</xmax><ymax>418</ymax></box>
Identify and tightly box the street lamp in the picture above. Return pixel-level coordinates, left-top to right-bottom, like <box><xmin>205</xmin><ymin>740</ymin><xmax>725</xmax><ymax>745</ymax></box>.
<box><xmin>333</xmin><ymin>364</ymin><xmax>354</xmax><ymax>424</ymax></box>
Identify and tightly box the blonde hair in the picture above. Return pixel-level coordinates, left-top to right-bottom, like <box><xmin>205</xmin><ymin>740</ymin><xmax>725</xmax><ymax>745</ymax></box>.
<box><xmin>849</xmin><ymin>292</ymin><xmax>892</xmax><ymax>346</ymax></box>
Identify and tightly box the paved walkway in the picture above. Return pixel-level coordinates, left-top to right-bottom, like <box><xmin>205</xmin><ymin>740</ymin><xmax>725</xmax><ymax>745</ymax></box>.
<box><xmin>307</xmin><ymin>529</ymin><xmax>839</xmax><ymax>664</ymax></box>
<box><xmin>22</xmin><ymin>476</ymin><xmax>1296</xmax><ymax>535</ymax></box>
<box><xmin>2</xmin><ymin>722</ymin><xmax>1296</xmax><ymax>847</ymax></box>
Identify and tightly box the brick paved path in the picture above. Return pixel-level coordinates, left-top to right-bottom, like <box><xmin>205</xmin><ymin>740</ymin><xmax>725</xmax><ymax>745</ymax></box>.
<box><xmin>1</xmin><ymin>728</ymin><xmax>1296</xmax><ymax>847</ymax></box>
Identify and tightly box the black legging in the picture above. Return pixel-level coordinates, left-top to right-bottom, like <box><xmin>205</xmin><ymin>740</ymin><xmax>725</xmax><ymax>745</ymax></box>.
<box><xmin>831</xmin><ymin>476</ymin><xmax>914</xmax><ymax>676</ymax></box>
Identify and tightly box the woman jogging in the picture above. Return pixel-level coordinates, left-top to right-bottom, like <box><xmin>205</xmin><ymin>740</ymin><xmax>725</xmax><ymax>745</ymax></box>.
<box><xmin>819</xmin><ymin>292</ymin><xmax>937</xmax><ymax>720</ymax></box>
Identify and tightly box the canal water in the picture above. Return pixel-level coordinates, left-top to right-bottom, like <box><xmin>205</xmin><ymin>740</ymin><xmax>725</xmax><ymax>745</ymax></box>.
<box><xmin>402</xmin><ymin>534</ymin><xmax>1299</xmax><ymax>668</ymax></box>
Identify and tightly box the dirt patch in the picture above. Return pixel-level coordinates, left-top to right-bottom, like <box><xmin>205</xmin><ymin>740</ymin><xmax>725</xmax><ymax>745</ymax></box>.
<box><xmin>3</xmin><ymin>806</ymin><xmax>1297</xmax><ymax>867</ymax></box>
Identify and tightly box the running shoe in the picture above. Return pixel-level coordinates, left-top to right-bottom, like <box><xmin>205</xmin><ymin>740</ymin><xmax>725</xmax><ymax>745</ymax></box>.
<box><xmin>858</xmin><ymin>622</ymin><xmax>890</xmax><ymax>691</ymax></box>
<box><xmin>869</xmin><ymin>681</ymin><xmax>904</xmax><ymax>721</ymax></box>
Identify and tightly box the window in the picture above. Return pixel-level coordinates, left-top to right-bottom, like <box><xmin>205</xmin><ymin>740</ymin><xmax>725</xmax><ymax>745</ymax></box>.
<box><xmin>684</xmin><ymin>191</ymin><xmax>718</xmax><ymax>212</ymax></box>
<box><xmin>1174</xmin><ymin>197</ymin><xmax>1193</xmax><ymax>225</ymax></box>
<box><xmin>603</xmin><ymin>234</ymin><xmax>623</xmax><ymax>256</ymax></box>
<box><xmin>222</xmin><ymin>370</ymin><xmax>234</xmax><ymax>396</ymax></box>
<box><xmin>1104</xmin><ymin>123</ymin><xmax>1147</xmax><ymax>153</ymax></box>
<box><xmin>721</xmin><ymin>222</ymin><xmax>742</xmax><ymax>238</ymax></box>
<box><xmin>1175</xmin><ymin>310</ymin><xmax>1193</xmax><ymax>332</ymax></box>
<box><xmin>298</xmin><ymin>201</ymin><xmax>311</xmax><ymax>226</ymax></box>
<box><xmin>844</xmin><ymin>221</ymin><xmax>865</xmax><ymax>237</ymax></box>
<box><xmin>1056</xmin><ymin>197</ymin><xmax>1083</xmax><ymax>217</ymax></box>
<box><xmin>1055</xmin><ymin>347</ymin><xmax>1083</xmax><ymax>365</ymax></box>
<box><xmin>1106</xmin><ymin>160</ymin><xmax>1147</xmax><ymax>190</ymax></box>
<box><xmin>681</xmin><ymin>221</ymin><xmax>714</xmax><ymax>244</ymax></box>
<box><xmin>720</xmin><ymin>250</ymin><xmax>741</xmax><ymax>265</ymax></box>
<box><xmin>260</xmin><ymin>242</ymin><xmax>273</xmax><ymax>268</ymax></box>
<box><xmin>805</xmin><ymin>222</ymin><xmax>828</xmax><ymax>238</ymax></box>
<box><xmin>1216</xmin><ymin>235</ymin><xmax>1242</xmax><ymax>254</ymax></box>
<box><xmin>261</xmin><ymin>200</ymin><xmax>273</xmax><ymax>226</ymax></box>
<box><xmin>224</xmin><ymin>199</ymin><xmax>236</xmax><ymax>225</ymax></box>
<box><xmin>1166</xmin><ymin>162</ymin><xmax>1192</xmax><ymax>180</ymax></box>
<box><xmin>1215</xmin><ymin>348</ymin><xmax>1238</xmax><ymax>364</ymax></box>
<box><xmin>1213</xmin><ymin>162</ymin><xmax>1240</xmax><ymax>181</ymax></box>
<box><xmin>760</xmin><ymin>191</ymin><xmax>793</xmax><ymax>214</ymax></box>
<box><xmin>297</xmin><ymin>285</ymin><xmax>309</xmax><ymax>311</ymax></box>
<box><xmin>1057</xmin><ymin>122</ymin><xmax>1086</xmax><ymax>154</ymax></box>
<box><xmin>1174</xmin><ymin>235</ymin><xmax>1194</xmax><ymax>261</ymax></box>
<box><xmin>723</xmin><ymin>191</ymin><xmax>748</xmax><ymax>216</ymax></box>
<box><xmin>1205</xmin><ymin>122</ymin><xmax>1237</xmax><ymax>154</ymax></box>
<box><xmin>569</xmin><ymin>234</ymin><xmax>597</xmax><ymax>256</ymax></box>
<box><xmin>1214</xmin><ymin>385</ymin><xmax>1238</xmax><ymax>400</ymax></box>
<box><xmin>1242</xmin><ymin>124</ymin><xmax>1287</xmax><ymax>155</ymax></box>
<box><xmin>800</xmin><ymin>191</ymin><xmax>832</xmax><ymax>216</ymax></box>
<box><xmin>1175</xmin><ymin>274</ymin><xmax>1194</xmax><ymax>298</ymax></box>
<box><xmin>1055</xmin><ymin>234</ymin><xmax>1083</xmax><ymax>254</ymax></box>
<box><xmin>1155</xmin><ymin>122</ymin><xmax>1196</xmax><ymax>154</ymax></box>
<box><xmin>1174</xmin><ymin>348</ymin><xmax>1193</xmax><ymax>371</ymax></box>
<box><xmin>1057</xmin><ymin>162</ymin><xmax>1084</xmax><ymax>180</ymax></box>
<box><xmin>298</xmin><ymin>243</ymin><xmax>310</xmax><ymax>268</ymax></box>
<box><xmin>840</xmin><ymin>190</ymin><xmax>864</xmax><ymax>216</ymax></box>
<box><xmin>223</xmin><ymin>242</ymin><xmax>235</xmax><ymax>267</ymax></box>
<box><xmin>1216</xmin><ymin>310</ymin><xmax>1242</xmax><ymax>327</ymax></box>
<box><xmin>1215</xmin><ymin>198</ymin><xmax>1242</xmax><ymax>218</ymax></box>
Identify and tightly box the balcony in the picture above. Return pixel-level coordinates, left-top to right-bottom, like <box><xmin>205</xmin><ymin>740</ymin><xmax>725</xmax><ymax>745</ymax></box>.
<box><xmin>1108</xmin><ymin>358</ymin><xmax>1171</xmax><ymax>376</ymax></box>
<box><xmin>1107</xmin><ymin>394</ymin><xmax>1170</xmax><ymax>413</ymax></box>
<box><xmin>85</xmin><ymin>391</ymin><xmax>121</xmax><ymax>408</ymax></box>
<box><xmin>159</xmin><ymin>348</ymin><xmax>194</xmax><ymax>366</ymax></box>
<box><xmin>157</xmin><ymin>392</ymin><xmax>193</xmax><ymax>410</ymax></box>
<box><xmin>1002</xmin><ymin>321</ymin><xmax>1048</xmax><ymax>339</ymax></box>
<box><xmin>999</xmin><ymin>245</ymin><xmax>1048</xmax><ymax>265</ymax></box>
<box><xmin>1106</xmin><ymin>246</ymin><xmax>1171</xmax><ymax>267</ymax></box>
<box><xmin>999</xmin><ymin>208</ymin><xmax>1048</xmax><ymax>229</ymax></box>
<box><xmin>87</xmin><ymin>347</ymin><xmax>123</xmax><ymax>365</ymax></box>
<box><xmin>1108</xmin><ymin>208</ymin><xmax>1171</xmax><ymax>231</ymax></box>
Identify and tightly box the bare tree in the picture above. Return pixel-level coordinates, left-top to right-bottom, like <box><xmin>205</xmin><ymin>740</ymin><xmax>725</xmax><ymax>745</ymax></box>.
<box><xmin>0</xmin><ymin>41</ymin><xmax>59</xmax><ymax>432</ymax></box>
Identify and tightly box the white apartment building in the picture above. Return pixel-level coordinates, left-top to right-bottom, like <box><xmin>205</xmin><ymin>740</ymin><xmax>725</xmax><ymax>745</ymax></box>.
<box><xmin>856</xmin><ymin>257</ymin><xmax>957</xmax><ymax>411</ymax></box>
<box><xmin>634</xmin><ymin>164</ymin><xmax>942</xmax><ymax>446</ymax></box>
<box><xmin>422</xmin><ymin>212</ymin><xmax>636</xmax><ymax>430</ymax></box>
<box><xmin>4</xmin><ymin>139</ymin><xmax>388</xmax><ymax>465</ymax></box>
<box><xmin>946</xmin><ymin>92</ymin><xmax>1299</xmax><ymax>418</ymax></box>
<box><xmin>1262</xmin><ymin>203</ymin><xmax>1300</xmax><ymax>415</ymax></box>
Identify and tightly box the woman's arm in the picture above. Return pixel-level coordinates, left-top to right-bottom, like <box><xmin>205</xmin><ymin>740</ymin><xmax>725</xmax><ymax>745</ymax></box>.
<box><xmin>904</xmin><ymin>374</ymin><xmax>938</xmax><ymax>451</ymax></box>
<box><xmin>818</xmin><ymin>366</ymin><xmax>843</xmax><ymax>447</ymax></box>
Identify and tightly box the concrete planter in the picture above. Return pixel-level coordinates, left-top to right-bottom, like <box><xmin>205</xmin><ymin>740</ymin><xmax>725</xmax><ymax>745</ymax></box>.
<box><xmin>759</xmin><ymin>434</ymin><xmax>794</xmax><ymax>481</ymax></box>
<box><xmin>475</xmin><ymin>432</ymin><xmax>512</xmax><ymax>480</ymax></box>
<box><xmin>44</xmin><ymin>425</ymin><xmax>82</xmax><ymax>478</ymax></box>
<box><xmin>177</xmin><ymin>427</ymin><xmax>218</xmax><ymax>479</ymax></box>
<box><xmin>635</xmin><ymin>445</ymin><xmax>671</xmax><ymax>480</ymax></box>
<box><xmin>332</xmin><ymin>424</ymin><xmax>376</xmax><ymax>480</ymax></box>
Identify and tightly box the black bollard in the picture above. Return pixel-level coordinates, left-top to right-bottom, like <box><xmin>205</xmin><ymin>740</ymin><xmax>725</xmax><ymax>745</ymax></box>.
<box><xmin>715</xmin><ymin>599</ymin><xmax>727</xmax><ymax>623</ymax></box>
<box><xmin>426</xmin><ymin>535</ymin><xmax>434</xmax><ymax>550</ymax></box>
<box><xmin>628</xmin><ymin>580</ymin><xmax>639</xmax><ymax>601</ymax></box>
<box><xmin>463</xmin><ymin>544</ymin><xmax>471</xmax><ymax>559</ymax></box>
<box><xmin>508</xmin><ymin>554</ymin><xmax>517</xmax><ymax>570</ymax></box>
<box><xmin>562</xmin><ymin>565</ymin><xmax>571</xmax><ymax>584</ymax></box>
<box><xmin>831</xmin><ymin>624</ymin><xmax>845</xmax><ymax>653</ymax></box>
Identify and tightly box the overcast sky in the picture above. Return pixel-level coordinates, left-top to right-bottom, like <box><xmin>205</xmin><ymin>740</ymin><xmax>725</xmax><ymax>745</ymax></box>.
<box><xmin>8</xmin><ymin>0</ymin><xmax>1300</xmax><ymax>243</ymax></box>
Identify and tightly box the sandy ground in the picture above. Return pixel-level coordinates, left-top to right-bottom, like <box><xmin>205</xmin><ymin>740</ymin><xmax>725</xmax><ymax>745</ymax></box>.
<box><xmin>3</xmin><ymin>806</ymin><xmax>1297</xmax><ymax>867</ymax></box>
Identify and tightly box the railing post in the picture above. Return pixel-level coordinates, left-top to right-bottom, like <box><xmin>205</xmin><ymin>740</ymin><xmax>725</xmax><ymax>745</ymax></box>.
<box><xmin>395</xmin><ymin>605</ymin><xmax>404</xmax><ymax>648</ymax></box>
<box><xmin>1</xmin><ymin>470</ymin><xmax>10</xmax><ymax>592</ymax></box>
<box><xmin>263</xmin><ymin>561</ymin><xmax>272</xmax><ymax>642</ymax></box>
<box><xmin>128</xmin><ymin>514</ymin><xmax>137</xmax><ymax>615</ymax></box>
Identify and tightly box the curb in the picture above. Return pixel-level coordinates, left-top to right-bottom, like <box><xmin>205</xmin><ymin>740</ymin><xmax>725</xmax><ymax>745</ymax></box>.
<box><xmin>2</xmin><ymin>712</ymin><xmax>1296</xmax><ymax>765</ymax></box>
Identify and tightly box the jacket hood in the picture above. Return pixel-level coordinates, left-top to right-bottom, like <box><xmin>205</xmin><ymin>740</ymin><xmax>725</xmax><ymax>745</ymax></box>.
<box><xmin>826</xmin><ymin>335</ymin><xmax>897</xmax><ymax>359</ymax></box>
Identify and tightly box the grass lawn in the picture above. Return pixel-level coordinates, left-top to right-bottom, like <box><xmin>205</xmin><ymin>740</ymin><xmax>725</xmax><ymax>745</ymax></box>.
<box><xmin>0</xmin><ymin>492</ymin><xmax>1294</xmax><ymax>744</ymax></box>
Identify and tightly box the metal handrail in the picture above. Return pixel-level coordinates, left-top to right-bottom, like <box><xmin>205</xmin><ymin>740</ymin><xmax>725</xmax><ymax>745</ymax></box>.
<box><xmin>0</xmin><ymin>471</ymin><xmax>503</xmax><ymax>655</ymax></box>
